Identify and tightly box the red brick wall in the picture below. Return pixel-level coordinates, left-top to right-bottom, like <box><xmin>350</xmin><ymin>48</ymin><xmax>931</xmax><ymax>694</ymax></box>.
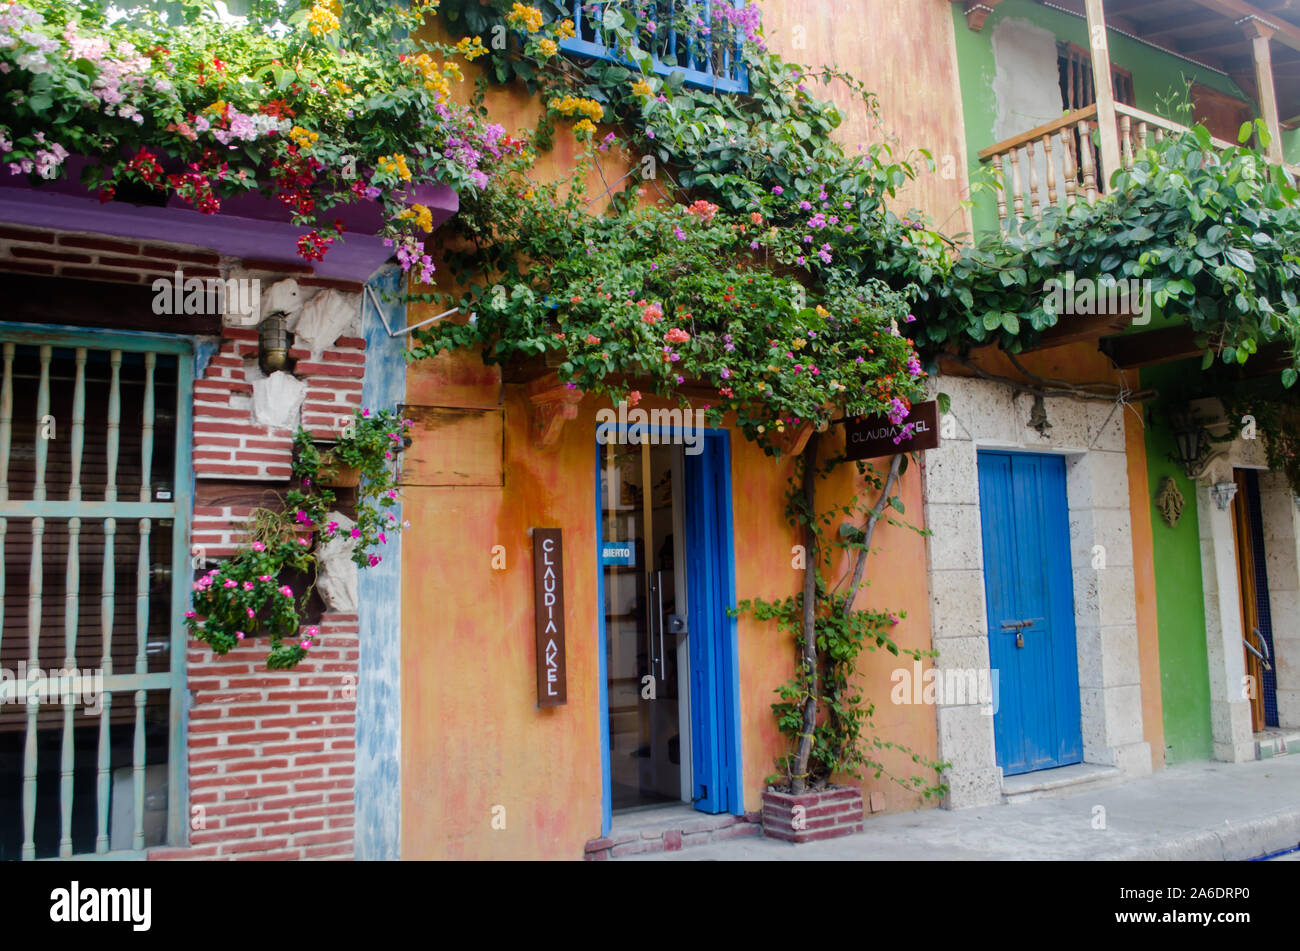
<box><xmin>148</xmin><ymin>614</ymin><xmax>360</xmax><ymax>861</ymax></box>
<box><xmin>0</xmin><ymin>226</ymin><xmax>372</xmax><ymax>861</ymax></box>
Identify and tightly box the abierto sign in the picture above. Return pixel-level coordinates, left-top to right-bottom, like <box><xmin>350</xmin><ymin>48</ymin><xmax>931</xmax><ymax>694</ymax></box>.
<box><xmin>532</xmin><ymin>528</ymin><xmax>567</xmax><ymax>707</ymax></box>
<box><xmin>844</xmin><ymin>400</ymin><xmax>940</xmax><ymax>461</ymax></box>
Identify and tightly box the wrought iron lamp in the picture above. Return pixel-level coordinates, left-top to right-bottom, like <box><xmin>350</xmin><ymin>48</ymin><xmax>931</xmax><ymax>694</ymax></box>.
<box><xmin>258</xmin><ymin>311</ymin><xmax>289</xmax><ymax>374</ymax></box>
<box><xmin>1168</xmin><ymin>406</ymin><xmax>1222</xmax><ymax>480</ymax></box>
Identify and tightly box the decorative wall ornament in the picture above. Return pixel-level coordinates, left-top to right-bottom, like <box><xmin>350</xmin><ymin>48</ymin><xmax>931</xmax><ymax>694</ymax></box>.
<box><xmin>1154</xmin><ymin>476</ymin><xmax>1185</xmax><ymax>528</ymax></box>
<box><xmin>1211</xmin><ymin>481</ymin><xmax>1239</xmax><ymax>512</ymax></box>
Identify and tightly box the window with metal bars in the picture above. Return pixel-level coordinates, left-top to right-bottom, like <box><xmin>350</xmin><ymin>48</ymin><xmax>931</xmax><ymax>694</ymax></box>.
<box><xmin>0</xmin><ymin>332</ymin><xmax>192</xmax><ymax>860</ymax></box>
<box><xmin>557</xmin><ymin>0</ymin><xmax>749</xmax><ymax>94</ymax></box>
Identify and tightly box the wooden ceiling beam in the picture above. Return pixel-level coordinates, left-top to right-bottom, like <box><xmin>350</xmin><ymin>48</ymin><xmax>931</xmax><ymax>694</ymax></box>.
<box><xmin>1098</xmin><ymin>326</ymin><xmax>1205</xmax><ymax>369</ymax></box>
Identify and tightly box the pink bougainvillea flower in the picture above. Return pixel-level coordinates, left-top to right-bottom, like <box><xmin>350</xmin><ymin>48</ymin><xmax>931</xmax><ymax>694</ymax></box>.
<box><xmin>236</xmin><ymin>631</ymin><xmax>245</xmax><ymax>640</ymax></box>
<box><xmin>379</xmin><ymin>532</ymin><xmax>388</xmax><ymax>544</ymax></box>
<box><xmin>664</xmin><ymin>328</ymin><xmax>690</xmax><ymax>345</ymax></box>
<box><xmin>295</xmin><ymin>509</ymin><xmax>311</xmax><ymax>525</ymax></box>
<box><xmin>301</xmin><ymin>639</ymin><xmax>312</xmax><ymax>649</ymax></box>
<box><xmin>259</xmin><ymin>575</ymin><xmax>272</xmax><ymax>582</ymax></box>
<box><xmin>184</xmin><ymin>610</ymin><xmax>196</xmax><ymax>619</ymax></box>
<box><xmin>224</xmin><ymin>579</ymin><xmax>237</xmax><ymax>589</ymax></box>
<box><xmin>278</xmin><ymin>585</ymin><xmax>294</xmax><ymax>598</ymax></box>
<box><xmin>247</xmin><ymin>608</ymin><xmax>255</xmax><ymax>619</ymax></box>
<box><xmin>351</xmin><ymin>528</ymin><xmax>362</xmax><ymax>539</ymax></box>
<box><xmin>243</xmin><ymin>581</ymin><xmax>254</xmax><ymax>591</ymax></box>
<box><xmin>368</xmin><ymin>554</ymin><xmax>382</xmax><ymax>567</ymax></box>
<box><xmin>251</xmin><ymin>541</ymin><xmax>266</xmax><ymax>552</ymax></box>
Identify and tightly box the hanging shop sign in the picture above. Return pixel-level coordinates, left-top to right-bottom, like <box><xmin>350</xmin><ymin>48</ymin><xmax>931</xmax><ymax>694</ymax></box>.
<box><xmin>844</xmin><ymin>400</ymin><xmax>940</xmax><ymax>462</ymax></box>
<box><xmin>532</xmin><ymin>527</ymin><xmax>567</xmax><ymax>707</ymax></box>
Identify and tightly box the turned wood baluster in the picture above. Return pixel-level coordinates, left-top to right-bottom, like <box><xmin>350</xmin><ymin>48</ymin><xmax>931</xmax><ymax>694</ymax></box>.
<box><xmin>1043</xmin><ymin>133</ymin><xmax>1058</xmax><ymax>209</ymax></box>
<box><xmin>1025</xmin><ymin>138</ymin><xmax>1041</xmax><ymax>217</ymax></box>
<box><xmin>1079</xmin><ymin>119</ymin><xmax>1098</xmax><ymax>203</ymax></box>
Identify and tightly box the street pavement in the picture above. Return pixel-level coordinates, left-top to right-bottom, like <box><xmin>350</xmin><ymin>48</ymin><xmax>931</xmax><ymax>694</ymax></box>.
<box><xmin>630</xmin><ymin>754</ymin><xmax>1300</xmax><ymax>860</ymax></box>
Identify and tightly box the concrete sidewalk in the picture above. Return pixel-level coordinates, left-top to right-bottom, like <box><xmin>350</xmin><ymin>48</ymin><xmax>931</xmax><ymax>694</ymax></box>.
<box><xmin>631</xmin><ymin>754</ymin><xmax>1300</xmax><ymax>861</ymax></box>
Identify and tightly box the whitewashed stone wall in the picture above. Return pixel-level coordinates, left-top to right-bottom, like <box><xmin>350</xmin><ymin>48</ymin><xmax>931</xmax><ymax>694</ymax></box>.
<box><xmin>1192</xmin><ymin>400</ymin><xmax>1300</xmax><ymax>756</ymax></box>
<box><xmin>923</xmin><ymin>375</ymin><xmax>1151</xmax><ymax>807</ymax></box>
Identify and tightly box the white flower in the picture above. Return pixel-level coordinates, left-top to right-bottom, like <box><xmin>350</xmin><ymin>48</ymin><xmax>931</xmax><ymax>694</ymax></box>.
<box><xmin>153</xmin><ymin>78</ymin><xmax>173</xmax><ymax>93</ymax></box>
<box><xmin>16</xmin><ymin>50</ymin><xmax>50</xmax><ymax>73</ymax></box>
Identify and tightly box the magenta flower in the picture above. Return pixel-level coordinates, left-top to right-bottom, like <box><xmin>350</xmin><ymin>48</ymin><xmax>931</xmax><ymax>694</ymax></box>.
<box><xmin>368</xmin><ymin>554</ymin><xmax>382</xmax><ymax>567</ymax></box>
<box><xmin>278</xmin><ymin>585</ymin><xmax>294</xmax><ymax>598</ymax></box>
<box><xmin>236</xmin><ymin>631</ymin><xmax>245</xmax><ymax>640</ymax></box>
<box><xmin>295</xmin><ymin>510</ymin><xmax>310</xmax><ymax>525</ymax></box>
<box><xmin>247</xmin><ymin>607</ymin><xmax>255</xmax><ymax>619</ymax></box>
<box><xmin>224</xmin><ymin>579</ymin><xmax>237</xmax><ymax>589</ymax></box>
<box><xmin>771</xmin><ymin>185</ymin><xmax>784</xmax><ymax>195</ymax></box>
<box><xmin>351</xmin><ymin>528</ymin><xmax>362</xmax><ymax>539</ymax></box>
<box><xmin>379</xmin><ymin>532</ymin><xmax>388</xmax><ymax>544</ymax></box>
<box><xmin>242</xmin><ymin>581</ymin><xmax>254</xmax><ymax>591</ymax></box>
<box><xmin>301</xmin><ymin>638</ymin><xmax>312</xmax><ymax>649</ymax></box>
<box><xmin>184</xmin><ymin>610</ymin><xmax>196</xmax><ymax>619</ymax></box>
<box><xmin>251</xmin><ymin>542</ymin><xmax>266</xmax><ymax>552</ymax></box>
<box><xmin>259</xmin><ymin>575</ymin><xmax>272</xmax><ymax>582</ymax></box>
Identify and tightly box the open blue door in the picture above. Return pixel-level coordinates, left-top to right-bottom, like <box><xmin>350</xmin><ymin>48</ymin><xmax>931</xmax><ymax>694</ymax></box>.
<box><xmin>683</xmin><ymin>433</ymin><xmax>742</xmax><ymax>814</ymax></box>
<box><xmin>977</xmin><ymin>451</ymin><xmax>1083</xmax><ymax>775</ymax></box>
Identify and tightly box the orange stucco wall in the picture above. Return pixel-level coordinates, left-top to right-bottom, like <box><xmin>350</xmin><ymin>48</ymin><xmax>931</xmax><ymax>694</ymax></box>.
<box><xmin>398</xmin><ymin>1</ymin><xmax>980</xmax><ymax>859</ymax></box>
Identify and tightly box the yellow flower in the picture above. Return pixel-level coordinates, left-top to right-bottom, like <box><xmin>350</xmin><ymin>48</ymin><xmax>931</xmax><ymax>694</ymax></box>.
<box><xmin>815</xmin><ymin>305</ymin><xmax>829</xmax><ymax>318</ymax></box>
<box><xmin>537</xmin><ymin>38</ymin><xmax>558</xmax><ymax>57</ymax></box>
<box><xmin>334</xmin><ymin>80</ymin><xmax>352</xmax><ymax>95</ymax></box>
<box><xmin>288</xmin><ymin>126</ymin><xmax>319</xmax><ymax>150</ymax></box>
<box><xmin>455</xmin><ymin>36</ymin><xmax>489</xmax><ymax>61</ymax></box>
<box><xmin>506</xmin><ymin>2</ymin><xmax>544</xmax><ymax>33</ymax></box>
<box><xmin>205</xmin><ymin>100</ymin><xmax>227</xmax><ymax>115</ymax></box>
<box><xmin>792</xmin><ymin>337</ymin><xmax>807</xmax><ymax>350</ymax></box>
<box><xmin>399</xmin><ymin>203</ymin><xmax>435</xmax><ymax>233</ymax></box>
<box><xmin>307</xmin><ymin>1</ymin><xmax>340</xmax><ymax>37</ymax></box>
<box><xmin>631</xmin><ymin>79</ymin><xmax>653</xmax><ymax>99</ymax></box>
<box><xmin>573</xmin><ymin>118</ymin><xmax>597</xmax><ymax>138</ymax></box>
<box><xmin>378</xmin><ymin>154</ymin><xmax>413</xmax><ymax>182</ymax></box>
<box><xmin>558</xmin><ymin>18</ymin><xmax>576</xmax><ymax>39</ymax></box>
<box><xmin>548</xmin><ymin>94</ymin><xmax>604</xmax><ymax>122</ymax></box>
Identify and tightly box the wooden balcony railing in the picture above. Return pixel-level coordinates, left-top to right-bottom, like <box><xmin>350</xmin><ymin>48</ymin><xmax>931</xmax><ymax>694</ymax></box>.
<box><xmin>977</xmin><ymin>101</ymin><xmax>1293</xmax><ymax>230</ymax></box>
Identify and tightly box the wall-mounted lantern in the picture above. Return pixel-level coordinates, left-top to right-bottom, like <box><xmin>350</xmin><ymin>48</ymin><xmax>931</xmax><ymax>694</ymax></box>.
<box><xmin>258</xmin><ymin>311</ymin><xmax>290</xmax><ymax>374</ymax></box>
<box><xmin>1168</xmin><ymin>407</ymin><xmax>1223</xmax><ymax>480</ymax></box>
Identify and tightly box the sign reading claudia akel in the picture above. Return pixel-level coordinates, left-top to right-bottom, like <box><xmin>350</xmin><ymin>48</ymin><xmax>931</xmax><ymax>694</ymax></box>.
<box><xmin>844</xmin><ymin>400</ymin><xmax>940</xmax><ymax>462</ymax></box>
<box><xmin>532</xmin><ymin>528</ymin><xmax>567</xmax><ymax>707</ymax></box>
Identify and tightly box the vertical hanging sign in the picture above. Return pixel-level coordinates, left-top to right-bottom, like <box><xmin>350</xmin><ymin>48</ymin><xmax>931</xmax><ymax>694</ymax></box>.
<box><xmin>532</xmin><ymin>528</ymin><xmax>567</xmax><ymax>706</ymax></box>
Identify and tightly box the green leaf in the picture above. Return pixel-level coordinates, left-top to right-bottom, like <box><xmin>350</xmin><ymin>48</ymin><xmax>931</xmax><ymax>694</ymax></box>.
<box><xmin>936</xmin><ymin>392</ymin><xmax>951</xmax><ymax>415</ymax></box>
<box><xmin>1224</xmin><ymin>247</ymin><xmax>1256</xmax><ymax>272</ymax></box>
<box><xmin>1283</xmin><ymin>368</ymin><xmax>1298</xmax><ymax>388</ymax></box>
<box><xmin>887</xmin><ymin>496</ymin><xmax>904</xmax><ymax>514</ymax></box>
<box><xmin>1001</xmin><ymin>312</ymin><xmax>1020</xmax><ymax>334</ymax></box>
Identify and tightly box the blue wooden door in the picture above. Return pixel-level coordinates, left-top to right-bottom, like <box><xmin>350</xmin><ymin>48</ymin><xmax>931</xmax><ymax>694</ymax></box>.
<box><xmin>683</xmin><ymin>435</ymin><xmax>741</xmax><ymax>814</ymax></box>
<box><xmin>977</xmin><ymin>451</ymin><xmax>1083</xmax><ymax>775</ymax></box>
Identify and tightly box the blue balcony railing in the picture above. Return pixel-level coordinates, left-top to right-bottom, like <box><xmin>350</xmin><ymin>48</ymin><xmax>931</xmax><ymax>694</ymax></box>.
<box><xmin>556</xmin><ymin>1</ymin><xmax>750</xmax><ymax>94</ymax></box>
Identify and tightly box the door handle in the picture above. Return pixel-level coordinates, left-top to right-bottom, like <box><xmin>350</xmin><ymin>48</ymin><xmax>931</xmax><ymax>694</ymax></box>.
<box><xmin>667</xmin><ymin>614</ymin><xmax>687</xmax><ymax>635</ymax></box>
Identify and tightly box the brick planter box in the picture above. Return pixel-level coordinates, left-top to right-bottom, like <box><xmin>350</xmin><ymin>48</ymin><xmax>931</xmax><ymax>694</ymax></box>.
<box><xmin>762</xmin><ymin>786</ymin><xmax>864</xmax><ymax>844</ymax></box>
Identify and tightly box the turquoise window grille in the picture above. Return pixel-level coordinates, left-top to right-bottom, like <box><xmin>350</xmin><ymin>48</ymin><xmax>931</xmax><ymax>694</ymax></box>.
<box><xmin>556</xmin><ymin>1</ymin><xmax>750</xmax><ymax>94</ymax></box>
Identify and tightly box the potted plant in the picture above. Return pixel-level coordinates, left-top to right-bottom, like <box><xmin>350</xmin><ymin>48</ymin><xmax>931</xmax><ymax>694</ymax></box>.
<box><xmin>186</xmin><ymin>407</ymin><xmax>414</xmax><ymax>669</ymax></box>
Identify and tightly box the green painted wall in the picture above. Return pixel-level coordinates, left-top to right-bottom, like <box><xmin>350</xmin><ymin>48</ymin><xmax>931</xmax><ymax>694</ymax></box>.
<box><xmin>951</xmin><ymin>0</ymin><xmax>1276</xmax><ymax>236</ymax></box>
<box><xmin>1141</xmin><ymin>361</ymin><xmax>1214</xmax><ymax>764</ymax></box>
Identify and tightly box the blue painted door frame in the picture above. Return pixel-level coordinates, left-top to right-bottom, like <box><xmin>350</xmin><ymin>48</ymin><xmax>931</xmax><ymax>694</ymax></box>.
<box><xmin>977</xmin><ymin>451</ymin><xmax>1083</xmax><ymax>775</ymax></box>
<box><xmin>595</xmin><ymin>427</ymin><xmax>743</xmax><ymax>835</ymax></box>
